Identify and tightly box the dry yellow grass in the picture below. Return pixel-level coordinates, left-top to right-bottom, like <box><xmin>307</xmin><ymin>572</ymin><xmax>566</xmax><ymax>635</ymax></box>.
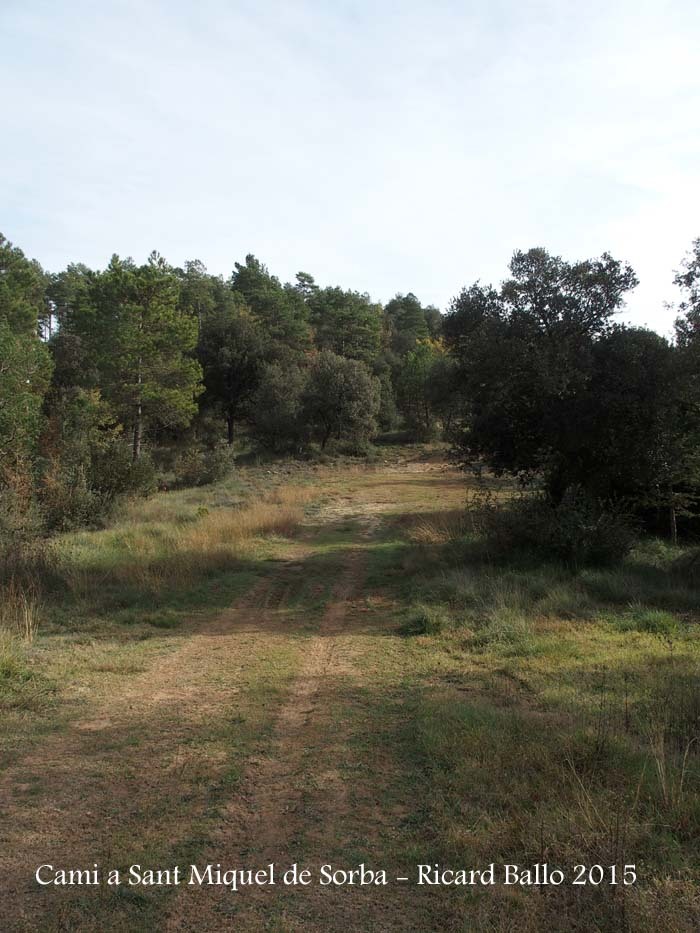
<box><xmin>102</xmin><ymin>483</ymin><xmax>315</xmax><ymax>593</ymax></box>
<box><xmin>0</xmin><ymin>577</ymin><xmax>42</xmax><ymax>642</ymax></box>
<box><xmin>407</xmin><ymin>509</ymin><xmax>469</xmax><ymax>545</ymax></box>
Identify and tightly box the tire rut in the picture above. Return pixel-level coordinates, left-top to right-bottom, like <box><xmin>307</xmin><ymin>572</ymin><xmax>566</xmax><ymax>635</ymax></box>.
<box><xmin>165</xmin><ymin>540</ymin><xmax>369</xmax><ymax>931</ymax></box>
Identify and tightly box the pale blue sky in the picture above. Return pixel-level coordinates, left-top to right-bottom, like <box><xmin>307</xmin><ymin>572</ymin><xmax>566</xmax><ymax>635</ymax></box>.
<box><xmin>2</xmin><ymin>0</ymin><xmax>699</xmax><ymax>332</ymax></box>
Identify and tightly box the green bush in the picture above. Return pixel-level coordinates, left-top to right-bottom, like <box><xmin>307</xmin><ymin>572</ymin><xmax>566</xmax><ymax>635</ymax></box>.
<box><xmin>0</xmin><ymin>489</ymin><xmax>44</xmax><ymax>580</ymax></box>
<box><xmin>36</xmin><ymin>390</ymin><xmax>157</xmax><ymax>531</ymax></box>
<box><xmin>615</xmin><ymin>606</ymin><xmax>679</xmax><ymax>636</ymax></box>
<box><xmin>40</xmin><ymin>442</ymin><xmax>157</xmax><ymax>532</ymax></box>
<box><xmin>39</xmin><ymin>464</ymin><xmax>101</xmax><ymax>531</ymax></box>
<box><xmin>484</xmin><ymin>487</ymin><xmax>637</xmax><ymax>568</ymax></box>
<box><xmin>173</xmin><ymin>445</ymin><xmax>235</xmax><ymax>488</ymax></box>
<box><xmin>123</xmin><ymin>451</ymin><xmax>158</xmax><ymax>497</ymax></box>
<box><xmin>399</xmin><ymin>603</ymin><xmax>449</xmax><ymax>636</ymax></box>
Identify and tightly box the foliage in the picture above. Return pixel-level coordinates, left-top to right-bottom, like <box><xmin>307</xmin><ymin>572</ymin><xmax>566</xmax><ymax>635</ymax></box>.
<box><xmin>384</xmin><ymin>292</ymin><xmax>435</xmax><ymax>356</ymax></box>
<box><xmin>303</xmin><ymin>351</ymin><xmax>380</xmax><ymax>449</ymax></box>
<box><xmin>374</xmin><ymin>366</ymin><xmax>399</xmax><ymax>431</ymax></box>
<box><xmin>308</xmin><ymin>286</ymin><xmax>383</xmax><ymax>363</ymax></box>
<box><xmin>0</xmin><ymin>234</ymin><xmax>53</xmax><ymax>489</ymax></box>
<box><xmin>53</xmin><ymin>253</ymin><xmax>202</xmax><ymax>460</ymax></box>
<box><xmin>478</xmin><ymin>488</ymin><xmax>638</xmax><ymax>568</ymax></box>
<box><xmin>173</xmin><ymin>445</ymin><xmax>236</xmax><ymax>488</ymax></box>
<box><xmin>443</xmin><ymin>248</ymin><xmax>695</xmax><ymax>518</ymax></box>
<box><xmin>0</xmin><ymin>489</ymin><xmax>44</xmax><ymax>577</ymax></box>
<box><xmin>394</xmin><ymin>340</ymin><xmax>445</xmax><ymax>439</ymax></box>
<box><xmin>38</xmin><ymin>388</ymin><xmax>156</xmax><ymax>530</ymax></box>
<box><xmin>6</xmin><ymin>230</ymin><xmax>700</xmax><ymax>552</ymax></box>
<box><xmin>251</xmin><ymin>362</ymin><xmax>307</xmax><ymax>452</ymax></box>
<box><xmin>673</xmin><ymin>240</ymin><xmax>700</xmax><ymax>508</ymax></box>
<box><xmin>197</xmin><ymin>298</ymin><xmax>266</xmax><ymax>444</ymax></box>
<box><xmin>231</xmin><ymin>254</ymin><xmax>311</xmax><ymax>356</ymax></box>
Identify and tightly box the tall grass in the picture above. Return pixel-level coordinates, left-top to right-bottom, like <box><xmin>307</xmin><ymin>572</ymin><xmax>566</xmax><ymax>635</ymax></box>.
<box><xmin>0</xmin><ymin>577</ymin><xmax>45</xmax><ymax>716</ymax></box>
<box><xmin>0</xmin><ymin>577</ymin><xmax>42</xmax><ymax>642</ymax></box>
<box><xmin>59</xmin><ymin>483</ymin><xmax>315</xmax><ymax>595</ymax></box>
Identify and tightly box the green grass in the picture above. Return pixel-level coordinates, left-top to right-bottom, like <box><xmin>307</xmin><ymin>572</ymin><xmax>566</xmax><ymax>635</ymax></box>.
<box><xmin>0</xmin><ymin>464</ymin><xmax>318</xmax><ymax>764</ymax></box>
<box><xmin>3</xmin><ymin>458</ymin><xmax>700</xmax><ymax>931</ymax></box>
<box><xmin>365</xmin><ymin>498</ymin><xmax>700</xmax><ymax>931</ymax></box>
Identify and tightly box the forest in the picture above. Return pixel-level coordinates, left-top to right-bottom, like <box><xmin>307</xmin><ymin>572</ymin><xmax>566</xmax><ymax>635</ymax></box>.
<box><xmin>3</xmin><ymin>231</ymin><xmax>700</xmax><ymax>553</ymax></box>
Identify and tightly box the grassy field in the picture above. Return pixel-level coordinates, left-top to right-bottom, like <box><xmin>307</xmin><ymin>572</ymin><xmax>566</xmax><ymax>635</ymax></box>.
<box><xmin>1</xmin><ymin>450</ymin><xmax>699</xmax><ymax>931</ymax></box>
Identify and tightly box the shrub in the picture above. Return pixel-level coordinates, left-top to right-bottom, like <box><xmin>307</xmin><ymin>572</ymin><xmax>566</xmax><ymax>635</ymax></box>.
<box><xmin>482</xmin><ymin>487</ymin><xmax>637</xmax><ymax>568</ymax></box>
<box><xmin>0</xmin><ymin>577</ymin><xmax>42</xmax><ymax>641</ymax></box>
<box><xmin>40</xmin><ymin>442</ymin><xmax>157</xmax><ymax>531</ymax></box>
<box><xmin>123</xmin><ymin>451</ymin><xmax>158</xmax><ymax>497</ymax></box>
<box><xmin>39</xmin><ymin>463</ymin><xmax>101</xmax><ymax>531</ymax></box>
<box><xmin>173</xmin><ymin>445</ymin><xmax>235</xmax><ymax>488</ymax></box>
<box><xmin>0</xmin><ymin>489</ymin><xmax>45</xmax><ymax>583</ymax></box>
<box><xmin>399</xmin><ymin>603</ymin><xmax>449</xmax><ymax>636</ymax></box>
<box><xmin>0</xmin><ymin>488</ymin><xmax>42</xmax><ymax>549</ymax></box>
<box><xmin>37</xmin><ymin>390</ymin><xmax>157</xmax><ymax>530</ymax></box>
<box><xmin>615</xmin><ymin>606</ymin><xmax>679</xmax><ymax>637</ymax></box>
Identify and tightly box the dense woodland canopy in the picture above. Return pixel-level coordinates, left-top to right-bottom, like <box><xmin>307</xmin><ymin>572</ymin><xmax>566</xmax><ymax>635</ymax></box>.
<box><xmin>2</xmin><ymin>231</ymin><xmax>700</xmax><ymax>554</ymax></box>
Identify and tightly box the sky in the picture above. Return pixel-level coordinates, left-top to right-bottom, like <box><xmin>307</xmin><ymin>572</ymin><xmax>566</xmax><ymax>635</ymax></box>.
<box><xmin>2</xmin><ymin>0</ymin><xmax>699</xmax><ymax>334</ymax></box>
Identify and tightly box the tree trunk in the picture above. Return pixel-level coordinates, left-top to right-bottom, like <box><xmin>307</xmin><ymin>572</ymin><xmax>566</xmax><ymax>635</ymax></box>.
<box><xmin>669</xmin><ymin>492</ymin><xmax>678</xmax><ymax>546</ymax></box>
<box><xmin>132</xmin><ymin>403</ymin><xmax>142</xmax><ymax>461</ymax></box>
<box><xmin>546</xmin><ymin>463</ymin><xmax>568</xmax><ymax>506</ymax></box>
<box><xmin>132</xmin><ymin>356</ymin><xmax>143</xmax><ymax>462</ymax></box>
<box><xmin>227</xmin><ymin>409</ymin><xmax>235</xmax><ymax>446</ymax></box>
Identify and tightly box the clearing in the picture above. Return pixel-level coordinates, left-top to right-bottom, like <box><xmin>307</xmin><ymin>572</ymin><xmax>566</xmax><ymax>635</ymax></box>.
<box><xmin>1</xmin><ymin>452</ymin><xmax>699</xmax><ymax>931</ymax></box>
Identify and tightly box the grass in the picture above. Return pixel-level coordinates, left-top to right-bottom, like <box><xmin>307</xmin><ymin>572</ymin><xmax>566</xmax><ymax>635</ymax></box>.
<box><xmin>57</xmin><ymin>481</ymin><xmax>314</xmax><ymax>595</ymax></box>
<box><xmin>366</xmin><ymin>494</ymin><xmax>700</xmax><ymax>931</ymax></box>
<box><xmin>0</xmin><ymin>576</ymin><xmax>42</xmax><ymax>641</ymax></box>
<box><xmin>0</xmin><ymin>466</ymin><xmax>318</xmax><ymax>766</ymax></box>
<box><xmin>2</xmin><ymin>453</ymin><xmax>700</xmax><ymax>931</ymax></box>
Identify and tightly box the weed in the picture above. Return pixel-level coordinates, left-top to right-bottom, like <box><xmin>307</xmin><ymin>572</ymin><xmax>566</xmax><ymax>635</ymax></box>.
<box><xmin>399</xmin><ymin>603</ymin><xmax>449</xmax><ymax>636</ymax></box>
<box><xmin>0</xmin><ymin>577</ymin><xmax>42</xmax><ymax>642</ymax></box>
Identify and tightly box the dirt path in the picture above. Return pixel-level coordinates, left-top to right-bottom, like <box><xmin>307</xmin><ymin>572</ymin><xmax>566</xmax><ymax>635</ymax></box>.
<box><xmin>0</xmin><ymin>458</ymin><xmax>461</xmax><ymax>932</ymax></box>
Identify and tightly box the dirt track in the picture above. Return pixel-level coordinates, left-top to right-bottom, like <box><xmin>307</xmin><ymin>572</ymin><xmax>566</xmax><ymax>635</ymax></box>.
<box><xmin>0</xmin><ymin>458</ymin><xmax>459</xmax><ymax>932</ymax></box>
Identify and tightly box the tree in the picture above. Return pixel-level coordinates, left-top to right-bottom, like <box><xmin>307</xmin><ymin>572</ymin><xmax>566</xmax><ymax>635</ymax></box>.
<box><xmin>197</xmin><ymin>296</ymin><xmax>266</xmax><ymax>445</ymax></box>
<box><xmin>303</xmin><ymin>351</ymin><xmax>380</xmax><ymax>449</ymax></box>
<box><xmin>584</xmin><ymin>328</ymin><xmax>696</xmax><ymax>517</ymax></box>
<box><xmin>63</xmin><ymin>252</ymin><xmax>203</xmax><ymax>460</ymax></box>
<box><xmin>423</xmin><ymin>304</ymin><xmax>443</xmax><ymax>339</ymax></box>
<box><xmin>674</xmin><ymin>238</ymin><xmax>700</xmax><ymax>381</ymax></box>
<box><xmin>231</xmin><ymin>254</ymin><xmax>311</xmax><ymax>356</ymax></box>
<box><xmin>501</xmin><ymin>247</ymin><xmax>638</xmax><ymax>338</ymax></box>
<box><xmin>0</xmin><ymin>234</ymin><xmax>53</xmax><ymax>490</ymax></box>
<box><xmin>308</xmin><ymin>287</ymin><xmax>383</xmax><ymax>364</ymax></box>
<box><xmin>670</xmin><ymin>239</ymin><xmax>700</xmax><ymax>537</ymax></box>
<box><xmin>674</xmin><ymin>238</ymin><xmax>700</xmax><ymax>324</ymax></box>
<box><xmin>372</xmin><ymin>357</ymin><xmax>399</xmax><ymax>431</ymax></box>
<box><xmin>294</xmin><ymin>271</ymin><xmax>318</xmax><ymax>300</ymax></box>
<box><xmin>426</xmin><ymin>351</ymin><xmax>460</xmax><ymax>435</ymax></box>
<box><xmin>251</xmin><ymin>362</ymin><xmax>307</xmax><ymax>451</ymax></box>
<box><xmin>177</xmin><ymin>259</ymin><xmax>217</xmax><ymax>330</ymax></box>
<box><xmin>38</xmin><ymin>387</ymin><xmax>140</xmax><ymax>530</ymax></box>
<box><xmin>447</xmin><ymin>248</ymin><xmax>639</xmax><ymax>502</ymax></box>
<box><xmin>384</xmin><ymin>293</ymin><xmax>430</xmax><ymax>356</ymax></box>
<box><xmin>395</xmin><ymin>341</ymin><xmax>443</xmax><ymax>439</ymax></box>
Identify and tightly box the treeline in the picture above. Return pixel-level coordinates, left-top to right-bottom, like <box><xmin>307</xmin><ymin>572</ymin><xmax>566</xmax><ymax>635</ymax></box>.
<box><xmin>0</xmin><ymin>235</ymin><xmax>447</xmax><ymax>539</ymax></box>
<box><xmin>2</xmin><ymin>231</ymin><xmax>700</xmax><ymax>556</ymax></box>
